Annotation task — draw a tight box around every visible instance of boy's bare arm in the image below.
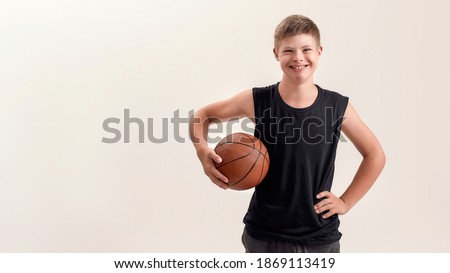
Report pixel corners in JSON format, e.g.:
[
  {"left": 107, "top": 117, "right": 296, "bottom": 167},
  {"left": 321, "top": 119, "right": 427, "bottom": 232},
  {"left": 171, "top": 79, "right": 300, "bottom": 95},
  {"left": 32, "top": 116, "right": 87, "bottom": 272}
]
[
  {"left": 315, "top": 102, "right": 386, "bottom": 218},
  {"left": 338, "top": 102, "right": 386, "bottom": 209},
  {"left": 189, "top": 89, "right": 254, "bottom": 189}
]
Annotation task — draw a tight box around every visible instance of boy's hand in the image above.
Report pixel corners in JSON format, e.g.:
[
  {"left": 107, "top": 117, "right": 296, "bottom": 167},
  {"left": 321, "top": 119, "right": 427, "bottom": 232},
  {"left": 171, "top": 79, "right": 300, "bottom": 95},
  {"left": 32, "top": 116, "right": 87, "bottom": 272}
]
[
  {"left": 196, "top": 147, "right": 229, "bottom": 190},
  {"left": 314, "top": 191, "right": 349, "bottom": 219}
]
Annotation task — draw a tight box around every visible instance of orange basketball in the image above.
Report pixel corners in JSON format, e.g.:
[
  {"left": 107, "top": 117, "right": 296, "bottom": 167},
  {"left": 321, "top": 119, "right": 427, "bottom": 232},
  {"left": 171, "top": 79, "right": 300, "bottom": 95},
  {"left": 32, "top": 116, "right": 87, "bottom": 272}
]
[{"left": 214, "top": 133, "right": 270, "bottom": 190}]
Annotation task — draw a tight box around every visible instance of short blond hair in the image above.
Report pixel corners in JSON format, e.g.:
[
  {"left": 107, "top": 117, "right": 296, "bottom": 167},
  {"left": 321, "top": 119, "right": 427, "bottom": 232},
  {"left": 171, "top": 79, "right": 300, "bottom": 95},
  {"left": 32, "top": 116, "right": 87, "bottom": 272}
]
[{"left": 274, "top": 15, "right": 321, "bottom": 49}]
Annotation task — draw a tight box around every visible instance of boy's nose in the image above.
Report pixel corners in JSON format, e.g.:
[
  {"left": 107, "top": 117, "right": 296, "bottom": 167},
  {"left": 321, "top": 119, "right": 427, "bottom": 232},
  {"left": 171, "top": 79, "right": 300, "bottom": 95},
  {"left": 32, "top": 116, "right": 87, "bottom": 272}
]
[{"left": 293, "top": 53, "right": 304, "bottom": 62}]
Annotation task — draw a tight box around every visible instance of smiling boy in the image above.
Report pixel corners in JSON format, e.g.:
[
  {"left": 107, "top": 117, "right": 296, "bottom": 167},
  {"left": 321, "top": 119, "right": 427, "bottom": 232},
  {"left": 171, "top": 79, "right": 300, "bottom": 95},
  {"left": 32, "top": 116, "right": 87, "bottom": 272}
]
[{"left": 189, "top": 15, "right": 385, "bottom": 253}]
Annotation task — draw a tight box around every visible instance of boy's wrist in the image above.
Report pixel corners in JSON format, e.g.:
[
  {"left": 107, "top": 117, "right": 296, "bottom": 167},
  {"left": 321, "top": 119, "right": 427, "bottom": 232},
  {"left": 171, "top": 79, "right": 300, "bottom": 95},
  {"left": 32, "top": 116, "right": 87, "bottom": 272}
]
[
  {"left": 195, "top": 144, "right": 210, "bottom": 156},
  {"left": 339, "top": 196, "right": 350, "bottom": 211},
  {"left": 339, "top": 196, "right": 355, "bottom": 212}
]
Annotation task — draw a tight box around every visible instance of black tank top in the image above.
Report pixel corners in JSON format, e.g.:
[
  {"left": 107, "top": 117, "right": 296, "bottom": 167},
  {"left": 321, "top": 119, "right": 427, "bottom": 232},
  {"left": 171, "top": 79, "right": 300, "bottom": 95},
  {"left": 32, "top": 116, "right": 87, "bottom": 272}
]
[{"left": 243, "top": 82, "right": 349, "bottom": 245}]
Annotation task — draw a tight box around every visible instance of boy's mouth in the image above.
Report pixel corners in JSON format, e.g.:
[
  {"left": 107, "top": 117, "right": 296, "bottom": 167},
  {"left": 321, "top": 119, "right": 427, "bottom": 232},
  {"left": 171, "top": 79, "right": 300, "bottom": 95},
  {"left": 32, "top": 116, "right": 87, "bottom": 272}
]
[{"left": 290, "top": 65, "right": 309, "bottom": 71}]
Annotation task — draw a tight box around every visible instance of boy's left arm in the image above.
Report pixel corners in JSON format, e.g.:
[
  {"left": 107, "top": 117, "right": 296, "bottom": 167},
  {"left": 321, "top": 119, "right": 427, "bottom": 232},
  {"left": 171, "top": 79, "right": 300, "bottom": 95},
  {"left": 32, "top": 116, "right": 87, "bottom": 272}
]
[{"left": 314, "top": 102, "right": 386, "bottom": 219}]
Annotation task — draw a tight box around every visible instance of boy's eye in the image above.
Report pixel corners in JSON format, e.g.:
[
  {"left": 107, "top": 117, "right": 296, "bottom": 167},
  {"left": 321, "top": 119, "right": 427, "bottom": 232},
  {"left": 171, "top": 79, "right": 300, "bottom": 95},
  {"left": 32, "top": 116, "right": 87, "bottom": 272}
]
[{"left": 284, "top": 50, "right": 293, "bottom": 53}]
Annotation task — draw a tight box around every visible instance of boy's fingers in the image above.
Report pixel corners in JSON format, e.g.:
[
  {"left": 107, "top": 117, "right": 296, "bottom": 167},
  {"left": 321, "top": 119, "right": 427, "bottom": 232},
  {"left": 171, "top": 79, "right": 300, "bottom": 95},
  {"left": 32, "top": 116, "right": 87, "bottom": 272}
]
[
  {"left": 215, "top": 180, "right": 229, "bottom": 190},
  {"left": 315, "top": 203, "right": 331, "bottom": 214},
  {"left": 323, "top": 208, "right": 338, "bottom": 219},
  {"left": 211, "top": 169, "right": 228, "bottom": 183},
  {"left": 316, "top": 191, "right": 331, "bottom": 199},
  {"left": 207, "top": 174, "right": 229, "bottom": 189},
  {"left": 210, "top": 152, "right": 222, "bottom": 163},
  {"left": 317, "top": 203, "right": 336, "bottom": 214},
  {"left": 315, "top": 198, "right": 332, "bottom": 209},
  {"left": 206, "top": 167, "right": 229, "bottom": 185}
]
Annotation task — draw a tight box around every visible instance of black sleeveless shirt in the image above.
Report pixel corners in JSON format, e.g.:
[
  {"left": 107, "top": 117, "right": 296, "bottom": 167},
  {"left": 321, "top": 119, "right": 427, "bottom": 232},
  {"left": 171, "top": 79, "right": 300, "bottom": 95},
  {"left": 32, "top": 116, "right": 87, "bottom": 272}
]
[{"left": 243, "top": 82, "right": 349, "bottom": 245}]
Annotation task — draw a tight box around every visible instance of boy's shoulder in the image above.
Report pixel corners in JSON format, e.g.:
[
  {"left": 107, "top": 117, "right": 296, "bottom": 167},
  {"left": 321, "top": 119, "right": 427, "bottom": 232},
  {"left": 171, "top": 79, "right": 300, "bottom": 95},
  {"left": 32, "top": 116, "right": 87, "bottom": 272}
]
[
  {"left": 317, "top": 85, "right": 349, "bottom": 108},
  {"left": 252, "top": 83, "right": 278, "bottom": 101},
  {"left": 252, "top": 82, "right": 278, "bottom": 92},
  {"left": 318, "top": 85, "right": 347, "bottom": 99}
]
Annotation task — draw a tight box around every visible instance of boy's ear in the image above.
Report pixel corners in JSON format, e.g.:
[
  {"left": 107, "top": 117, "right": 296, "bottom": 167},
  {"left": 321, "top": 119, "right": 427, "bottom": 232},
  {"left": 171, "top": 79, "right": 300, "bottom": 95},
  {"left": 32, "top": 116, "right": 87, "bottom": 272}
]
[
  {"left": 273, "top": 48, "right": 279, "bottom": 61},
  {"left": 318, "top": 46, "right": 323, "bottom": 56}
]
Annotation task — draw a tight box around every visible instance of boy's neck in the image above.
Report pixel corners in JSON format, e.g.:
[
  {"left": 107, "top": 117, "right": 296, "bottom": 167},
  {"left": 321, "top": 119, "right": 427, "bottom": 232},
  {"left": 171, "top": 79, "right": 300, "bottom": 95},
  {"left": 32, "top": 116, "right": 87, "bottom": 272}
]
[
  {"left": 278, "top": 77, "right": 318, "bottom": 109},
  {"left": 279, "top": 78, "right": 316, "bottom": 97}
]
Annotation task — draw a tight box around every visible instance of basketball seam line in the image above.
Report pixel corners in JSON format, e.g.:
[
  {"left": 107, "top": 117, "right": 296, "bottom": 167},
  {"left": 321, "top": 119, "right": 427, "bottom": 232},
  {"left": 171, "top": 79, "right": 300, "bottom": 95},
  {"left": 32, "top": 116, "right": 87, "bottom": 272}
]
[
  {"left": 256, "top": 140, "right": 267, "bottom": 185},
  {"left": 215, "top": 149, "right": 254, "bottom": 169},
  {"left": 218, "top": 142, "right": 268, "bottom": 158},
  {"left": 228, "top": 137, "right": 261, "bottom": 187},
  {"left": 216, "top": 141, "right": 254, "bottom": 149}
]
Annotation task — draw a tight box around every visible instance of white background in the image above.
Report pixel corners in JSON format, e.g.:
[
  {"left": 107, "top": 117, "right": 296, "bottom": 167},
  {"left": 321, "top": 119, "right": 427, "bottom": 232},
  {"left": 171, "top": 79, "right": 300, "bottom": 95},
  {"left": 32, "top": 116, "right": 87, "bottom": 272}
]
[{"left": 1, "top": 0, "right": 449, "bottom": 252}]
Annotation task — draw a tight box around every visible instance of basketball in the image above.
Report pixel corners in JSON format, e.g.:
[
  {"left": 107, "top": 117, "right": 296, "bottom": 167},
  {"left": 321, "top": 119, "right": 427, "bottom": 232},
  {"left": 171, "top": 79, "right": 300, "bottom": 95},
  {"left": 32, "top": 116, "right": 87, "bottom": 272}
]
[{"left": 214, "top": 133, "right": 270, "bottom": 190}]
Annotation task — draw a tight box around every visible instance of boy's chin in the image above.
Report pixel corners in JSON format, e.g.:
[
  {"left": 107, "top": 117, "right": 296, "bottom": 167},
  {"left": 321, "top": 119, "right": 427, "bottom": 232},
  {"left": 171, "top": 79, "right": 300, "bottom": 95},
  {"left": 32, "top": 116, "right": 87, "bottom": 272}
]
[{"left": 284, "top": 73, "right": 313, "bottom": 81}]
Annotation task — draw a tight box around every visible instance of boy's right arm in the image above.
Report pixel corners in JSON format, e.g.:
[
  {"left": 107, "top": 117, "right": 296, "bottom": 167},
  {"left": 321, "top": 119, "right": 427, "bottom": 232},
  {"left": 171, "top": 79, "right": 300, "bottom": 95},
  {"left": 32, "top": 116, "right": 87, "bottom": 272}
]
[{"left": 189, "top": 89, "right": 255, "bottom": 189}]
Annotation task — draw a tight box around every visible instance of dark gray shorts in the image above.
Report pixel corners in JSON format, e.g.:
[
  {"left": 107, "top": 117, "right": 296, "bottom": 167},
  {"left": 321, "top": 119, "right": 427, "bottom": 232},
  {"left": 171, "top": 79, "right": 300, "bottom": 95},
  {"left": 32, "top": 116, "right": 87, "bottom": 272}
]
[{"left": 242, "top": 228, "right": 340, "bottom": 253}]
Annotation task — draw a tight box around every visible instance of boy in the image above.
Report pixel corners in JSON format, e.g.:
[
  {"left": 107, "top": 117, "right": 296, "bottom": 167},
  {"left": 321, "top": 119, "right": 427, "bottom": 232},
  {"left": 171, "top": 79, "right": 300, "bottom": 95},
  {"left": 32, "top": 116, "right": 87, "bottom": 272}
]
[{"left": 189, "top": 15, "right": 385, "bottom": 253}]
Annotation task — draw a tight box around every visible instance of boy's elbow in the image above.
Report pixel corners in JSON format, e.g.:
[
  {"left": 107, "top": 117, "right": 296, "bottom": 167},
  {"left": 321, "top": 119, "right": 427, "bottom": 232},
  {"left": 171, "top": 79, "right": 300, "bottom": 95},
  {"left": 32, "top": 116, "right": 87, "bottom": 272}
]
[
  {"left": 371, "top": 146, "right": 386, "bottom": 171},
  {"left": 363, "top": 144, "right": 386, "bottom": 170},
  {"left": 379, "top": 148, "right": 386, "bottom": 169}
]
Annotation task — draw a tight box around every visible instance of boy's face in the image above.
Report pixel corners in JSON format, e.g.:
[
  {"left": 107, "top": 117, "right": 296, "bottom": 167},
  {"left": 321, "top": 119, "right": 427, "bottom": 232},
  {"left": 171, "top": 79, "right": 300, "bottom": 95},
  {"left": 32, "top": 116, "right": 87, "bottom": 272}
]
[{"left": 273, "top": 34, "right": 322, "bottom": 83}]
